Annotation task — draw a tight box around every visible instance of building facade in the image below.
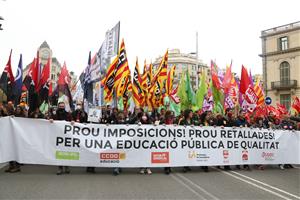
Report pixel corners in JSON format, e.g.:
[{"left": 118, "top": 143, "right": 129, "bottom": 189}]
[
  {"left": 260, "top": 21, "right": 300, "bottom": 110},
  {"left": 153, "top": 49, "right": 210, "bottom": 90},
  {"left": 24, "top": 41, "right": 77, "bottom": 90}
]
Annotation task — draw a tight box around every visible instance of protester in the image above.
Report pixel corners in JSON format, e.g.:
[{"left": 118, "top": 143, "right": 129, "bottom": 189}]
[
  {"left": 235, "top": 110, "right": 250, "bottom": 170},
  {"left": 4, "top": 104, "right": 23, "bottom": 173},
  {"left": 50, "top": 101, "right": 72, "bottom": 175},
  {"left": 162, "top": 110, "right": 174, "bottom": 175},
  {"left": 138, "top": 111, "right": 152, "bottom": 175},
  {"left": 179, "top": 109, "right": 195, "bottom": 172},
  {"left": 112, "top": 111, "right": 126, "bottom": 176}
]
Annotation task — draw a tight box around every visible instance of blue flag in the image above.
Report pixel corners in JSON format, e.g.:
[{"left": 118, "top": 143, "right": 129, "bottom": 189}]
[
  {"left": 83, "top": 51, "right": 93, "bottom": 105},
  {"left": 14, "top": 54, "right": 23, "bottom": 103}
]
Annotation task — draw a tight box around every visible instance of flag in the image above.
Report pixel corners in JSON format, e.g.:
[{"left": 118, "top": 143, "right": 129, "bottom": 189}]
[
  {"left": 23, "top": 58, "right": 36, "bottom": 92},
  {"left": 141, "top": 60, "right": 148, "bottom": 91},
  {"left": 166, "top": 65, "right": 176, "bottom": 95},
  {"left": 101, "top": 57, "right": 118, "bottom": 102},
  {"left": 23, "top": 57, "right": 39, "bottom": 113},
  {"left": 114, "top": 39, "right": 130, "bottom": 95},
  {"left": 276, "top": 103, "right": 288, "bottom": 115},
  {"left": 254, "top": 77, "right": 265, "bottom": 106},
  {"left": 83, "top": 51, "right": 93, "bottom": 104},
  {"left": 224, "top": 75, "right": 239, "bottom": 110},
  {"left": 185, "top": 69, "right": 195, "bottom": 106},
  {"left": 0, "top": 50, "right": 15, "bottom": 102},
  {"left": 152, "top": 50, "right": 168, "bottom": 87},
  {"left": 177, "top": 69, "right": 195, "bottom": 110},
  {"left": 210, "top": 61, "right": 224, "bottom": 113},
  {"left": 33, "top": 51, "right": 40, "bottom": 92},
  {"left": 38, "top": 57, "right": 51, "bottom": 103},
  {"left": 54, "top": 62, "right": 73, "bottom": 111},
  {"left": 223, "top": 62, "right": 232, "bottom": 93},
  {"left": 132, "top": 58, "right": 144, "bottom": 108},
  {"left": 211, "top": 60, "right": 221, "bottom": 90},
  {"left": 122, "top": 74, "right": 132, "bottom": 110},
  {"left": 13, "top": 54, "right": 23, "bottom": 104},
  {"left": 193, "top": 70, "right": 207, "bottom": 111},
  {"left": 240, "top": 65, "right": 251, "bottom": 94},
  {"left": 291, "top": 97, "right": 300, "bottom": 113},
  {"left": 116, "top": 64, "right": 130, "bottom": 98},
  {"left": 240, "top": 65, "right": 258, "bottom": 113}
]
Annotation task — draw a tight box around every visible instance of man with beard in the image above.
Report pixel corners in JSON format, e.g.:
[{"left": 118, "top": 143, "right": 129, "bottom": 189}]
[{"left": 50, "top": 101, "right": 72, "bottom": 175}]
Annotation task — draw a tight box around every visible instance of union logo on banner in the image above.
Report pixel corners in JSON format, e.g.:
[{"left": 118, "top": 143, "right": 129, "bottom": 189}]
[
  {"left": 245, "top": 87, "right": 258, "bottom": 104},
  {"left": 243, "top": 87, "right": 258, "bottom": 113}
]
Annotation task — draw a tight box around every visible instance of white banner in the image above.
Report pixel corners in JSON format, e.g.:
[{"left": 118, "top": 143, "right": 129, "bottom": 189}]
[
  {"left": 90, "top": 22, "right": 120, "bottom": 82},
  {"left": 0, "top": 117, "right": 299, "bottom": 168}
]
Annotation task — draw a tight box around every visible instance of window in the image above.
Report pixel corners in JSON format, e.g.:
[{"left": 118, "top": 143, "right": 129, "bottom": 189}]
[
  {"left": 280, "top": 61, "right": 290, "bottom": 84},
  {"left": 279, "top": 37, "right": 288, "bottom": 51},
  {"left": 280, "top": 94, "right": 291, "bottom": 110}
]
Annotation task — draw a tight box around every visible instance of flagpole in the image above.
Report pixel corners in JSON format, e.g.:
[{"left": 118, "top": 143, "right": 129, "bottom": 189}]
[
  {"left": 195, "top": 31, "right": 199, "bottom": 89},
  {"left": 113, "top": 21, "right": 121, "bottom": 109}
]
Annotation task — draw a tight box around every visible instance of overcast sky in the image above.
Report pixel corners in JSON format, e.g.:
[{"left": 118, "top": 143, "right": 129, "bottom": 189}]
[{"left": 0, "top": 0, "right": 299, "bottom": 77}]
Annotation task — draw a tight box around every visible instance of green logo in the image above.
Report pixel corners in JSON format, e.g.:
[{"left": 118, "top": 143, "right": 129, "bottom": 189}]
[{"left": 56, "top": 151, "right": 79, "bottom": 160}]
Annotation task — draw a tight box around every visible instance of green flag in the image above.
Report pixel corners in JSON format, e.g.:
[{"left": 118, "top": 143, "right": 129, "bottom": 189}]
[
  {"left": 185, "top": 69, "right": 195, "bottom": 106},
  {"left": 177, "top": 70, "right": 187, "bottom": 110},
  {"left": 193, "top": 71, "right": 207, "bottom": 111},
  {"left": 211, "top": 81, "right": 224, "bottom": 114}
]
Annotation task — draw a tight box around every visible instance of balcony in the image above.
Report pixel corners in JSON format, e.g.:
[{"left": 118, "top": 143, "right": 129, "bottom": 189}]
[{"left": 271, "top": 80, "right": 297, "bottom": 90}]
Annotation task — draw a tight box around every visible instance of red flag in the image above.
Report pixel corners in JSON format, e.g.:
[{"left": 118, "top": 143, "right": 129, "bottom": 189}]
[
  {"left": 5, "top": 50, "right": 15, "bottom": 83},
  {"left": 210, "top": 61, "right": 221, "bottom": 89},
  {"left": 223, "top": 63, "right": 232, "bottom": 92},
  {"left": 0, "top": 50, "right": 15, "bottom": 101},
  {"left": 266, "top": 105, "right": 280, "bottom": 118},
  {"left": 38, "top": 58, "right": 50, "bottom": 90},
  {"left": 58, "top": 62, "right": 71, "bottom": 86},
  {"left": 33, "top": 51, "right": 40, "bottom": 91},
  {"left": 292, "top": 97, "right": 300, "bottom": 113},
  {"left": 38, "top": 58, "right": 51, "bottom": 102},
  {"left": 240, "top": 65, "right": 250, "bottom": 94},
  {"left": 48, "top": 80, "right": 53, "bottom": 96},
  {"left": 254, "top": 105, "right": 267, "bottom": 118},
  {"left": 276, "top": 103, "right": 288, "bottom": 115}
]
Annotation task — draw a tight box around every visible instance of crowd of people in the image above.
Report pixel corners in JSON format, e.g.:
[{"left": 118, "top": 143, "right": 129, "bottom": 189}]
[{"left": 1, "top": 100, "right": 299, "bottom": 175}]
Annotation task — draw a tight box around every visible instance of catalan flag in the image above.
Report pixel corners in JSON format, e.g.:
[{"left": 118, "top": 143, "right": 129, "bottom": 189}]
[
  {"left": 122, "top": 74, "right": 132, "bottom": 110},
  {"left": 132, "top": 58, "right": 144, "bottom": 108},
  {"left": 166, "top": 65, "right": 176, "bottom": 95},
  {"left": 101, "top": 57, "right": 118, "bottom": 102},
  {"left": 114, "top": 39, "right": 130, "bottom": 96},
  {"left": 254, "top": 77, "right": 265, "bottom": 106},
  {"left": 151, "top": 50, "right": 168, "bottom": 87}
]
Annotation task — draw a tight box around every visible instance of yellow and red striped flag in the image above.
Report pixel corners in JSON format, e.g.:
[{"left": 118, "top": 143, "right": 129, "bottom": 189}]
[
  {"left": 151, "top": 50, "right": 168, "bottom": 87},
  {"left": 114, "top": 39, "right": 130, "bottom": 96},
  {"left": 132, "top": 58, "right": 145, "bottom": 108},
  {"left": 101, "top": 57, "right": 118, "bottom": 102},
  {"left": 166, "top": 65, "right": 176, "bottom": 95},
  {"left": 254, "top": 77, "right": 265, "bottom": 106}
]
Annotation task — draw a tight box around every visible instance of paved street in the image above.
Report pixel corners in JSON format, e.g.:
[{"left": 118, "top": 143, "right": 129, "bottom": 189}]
[{"left": 0, "top": 164, "right": 299, "bottom": 200}]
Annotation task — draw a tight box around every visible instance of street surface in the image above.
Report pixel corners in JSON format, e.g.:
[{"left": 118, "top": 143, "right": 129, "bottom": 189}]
[{"left": 0, "top": 164, "right": 299, "bottom": 200}]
